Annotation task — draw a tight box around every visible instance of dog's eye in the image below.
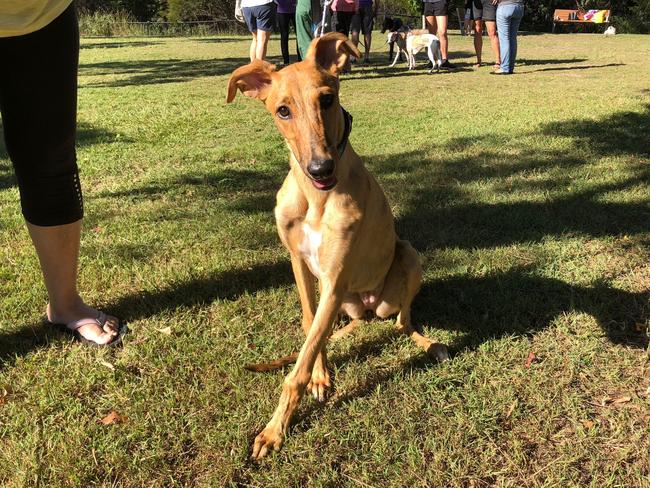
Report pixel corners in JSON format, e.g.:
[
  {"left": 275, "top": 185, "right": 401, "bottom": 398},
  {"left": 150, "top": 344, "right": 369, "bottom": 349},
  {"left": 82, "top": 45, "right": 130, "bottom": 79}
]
[
  {"left": 320, "top": 94, "right": 334, "bottom": 110},
  {"left": 277, "top": 106, "right": 291, "bottom": 119}
]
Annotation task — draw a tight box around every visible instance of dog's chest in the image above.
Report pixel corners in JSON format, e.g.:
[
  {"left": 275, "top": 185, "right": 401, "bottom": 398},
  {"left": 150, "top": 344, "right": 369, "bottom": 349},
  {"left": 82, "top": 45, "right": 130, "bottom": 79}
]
[{"left": 298, "top": 223, "right": 322, "bottom": 278}]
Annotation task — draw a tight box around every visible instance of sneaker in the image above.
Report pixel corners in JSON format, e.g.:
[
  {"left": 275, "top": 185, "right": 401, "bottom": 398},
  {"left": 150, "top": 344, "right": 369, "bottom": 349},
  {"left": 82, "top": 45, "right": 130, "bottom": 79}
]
[{"left": 439, "top": 59, "right": 457, "bottom": 70}]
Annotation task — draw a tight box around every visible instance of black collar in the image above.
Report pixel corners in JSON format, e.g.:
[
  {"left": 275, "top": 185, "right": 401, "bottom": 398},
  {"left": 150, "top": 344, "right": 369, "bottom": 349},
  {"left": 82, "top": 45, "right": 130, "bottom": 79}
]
[{"left": 336, "top": 106, "right": 353, "bottom": 158}]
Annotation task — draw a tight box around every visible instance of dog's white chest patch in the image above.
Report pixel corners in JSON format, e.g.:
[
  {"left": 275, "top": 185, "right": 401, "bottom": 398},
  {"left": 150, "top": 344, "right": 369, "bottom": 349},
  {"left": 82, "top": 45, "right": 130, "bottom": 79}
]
[{"left": 299, "top": 223, "right": 322, "bottom": 278}]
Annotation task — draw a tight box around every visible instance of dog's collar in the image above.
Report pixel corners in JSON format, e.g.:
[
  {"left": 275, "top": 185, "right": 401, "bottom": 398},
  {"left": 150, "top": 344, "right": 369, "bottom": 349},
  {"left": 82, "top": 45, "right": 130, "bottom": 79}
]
[{"left": 336, "top": 106, "right": 352, "bottom": 158}]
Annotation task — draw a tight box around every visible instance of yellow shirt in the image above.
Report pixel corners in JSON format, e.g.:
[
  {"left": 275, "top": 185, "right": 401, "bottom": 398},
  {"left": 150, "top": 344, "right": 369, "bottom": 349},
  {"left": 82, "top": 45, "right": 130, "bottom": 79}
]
[{"left": 0, "top": 0, "right": 73, "bottom": 37}]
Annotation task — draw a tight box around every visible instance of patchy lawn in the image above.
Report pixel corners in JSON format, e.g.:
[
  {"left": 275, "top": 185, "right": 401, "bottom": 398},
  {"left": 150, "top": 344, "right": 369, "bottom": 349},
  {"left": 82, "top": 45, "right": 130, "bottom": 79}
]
[{"left": 0, "top": 32, "right": 648, "bottom": 487}]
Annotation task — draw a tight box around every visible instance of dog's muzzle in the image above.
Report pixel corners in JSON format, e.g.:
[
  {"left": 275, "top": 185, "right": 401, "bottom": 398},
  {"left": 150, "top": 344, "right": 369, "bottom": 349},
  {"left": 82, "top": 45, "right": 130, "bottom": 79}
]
[{"left": 307, "top": 158, "right": 337, "bottom": 190}]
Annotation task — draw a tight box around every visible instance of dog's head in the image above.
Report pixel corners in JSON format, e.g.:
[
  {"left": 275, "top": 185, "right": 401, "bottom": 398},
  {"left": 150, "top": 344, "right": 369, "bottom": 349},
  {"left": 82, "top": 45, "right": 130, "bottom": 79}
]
[
  {"left": 380, "top": 17, "right": 393, "bottom": 33},
  {"left": 227, "top": 33, "right": 360, "bottom": 191},
  {"left": 381, "top": 17, "right": 403, "bottom": 33}
]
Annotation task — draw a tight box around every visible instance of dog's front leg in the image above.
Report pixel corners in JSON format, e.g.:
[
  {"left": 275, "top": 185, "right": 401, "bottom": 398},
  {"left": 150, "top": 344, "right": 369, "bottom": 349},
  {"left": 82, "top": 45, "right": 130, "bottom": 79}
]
[
  {"left": 289, "top": 253, "right": 330, "bottom": 401},
  {"left": 389, "top": 48, "right": 401, "bottom": 67},
  {"left": 252, "top": 285, "right": 342, "bottom": 459}
]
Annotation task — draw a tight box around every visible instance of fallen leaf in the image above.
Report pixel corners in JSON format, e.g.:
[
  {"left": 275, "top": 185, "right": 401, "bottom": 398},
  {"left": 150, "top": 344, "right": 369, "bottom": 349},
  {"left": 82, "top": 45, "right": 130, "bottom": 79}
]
[
  {"left": 157, "top": 326, "right": 172, "bottom": 335},
  {"left": 0, "top": 386, "right": 12, "bottom": 406},
  {"left": 100, "top": 411, "right": 126, "bottom": 425},
  {"left": 582, "top": 420, "right": 594, "bottom": 429},
  {"left": 525, "top": 352, "right": 536, "bottom": 368},
  {"left": 612, "top": 395, "right": 632, "bottom": 405},
  {"left": 505, "top": 400, "right": 518, "bottom": 418},
  {"left": 99, "top": 360, "right": 115, "bottom": 371}
]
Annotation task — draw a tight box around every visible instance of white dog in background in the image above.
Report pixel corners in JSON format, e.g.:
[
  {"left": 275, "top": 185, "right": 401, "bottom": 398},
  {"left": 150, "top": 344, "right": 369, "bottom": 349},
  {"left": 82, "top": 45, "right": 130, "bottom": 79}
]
[
  {"left": 388, "top": 31, "right": 442, "bottom": 73},
  {"left": 604, "top": 25, "right": 616, "bottom": 36}
]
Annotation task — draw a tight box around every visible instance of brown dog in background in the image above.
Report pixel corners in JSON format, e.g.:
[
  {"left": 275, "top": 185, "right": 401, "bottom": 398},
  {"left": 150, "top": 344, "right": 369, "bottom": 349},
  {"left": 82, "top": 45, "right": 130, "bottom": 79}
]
[{"left": 226, "top": 32, "right": 449, "bottom": 459}]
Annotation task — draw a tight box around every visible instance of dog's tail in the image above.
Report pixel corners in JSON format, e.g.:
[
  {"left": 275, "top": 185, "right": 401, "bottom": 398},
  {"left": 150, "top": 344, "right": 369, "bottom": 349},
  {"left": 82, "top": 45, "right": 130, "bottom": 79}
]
[
  {"left": 244, "top": 352, "right": 299, "bottom": 372},
  {"left": 244, "top": 319, "right": 364, "bottom": 372}
]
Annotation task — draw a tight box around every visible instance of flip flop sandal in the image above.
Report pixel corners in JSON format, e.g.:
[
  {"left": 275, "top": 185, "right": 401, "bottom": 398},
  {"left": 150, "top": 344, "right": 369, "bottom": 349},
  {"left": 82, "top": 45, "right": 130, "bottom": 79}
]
[{"left": 44, "top": 311, "right": 128, "bottom": 347}]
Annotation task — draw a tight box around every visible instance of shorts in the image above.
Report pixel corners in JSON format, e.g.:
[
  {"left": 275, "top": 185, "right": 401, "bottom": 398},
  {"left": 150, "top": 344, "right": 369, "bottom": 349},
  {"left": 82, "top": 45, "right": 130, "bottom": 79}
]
[
  {"left": 465, "top": 0, "right": 484, "bottom": 20},
  {"left": 423, "top": 0, "right": 448, "bottom": 17},
  {"left": 351, "top": 5, "right": 373, "bottom": 35},
  {"left": 242, "top": 2, "right": 276, "bottom": 33},
  {"left": 481, "top": 0, "right": 497, "bottom": 21}
]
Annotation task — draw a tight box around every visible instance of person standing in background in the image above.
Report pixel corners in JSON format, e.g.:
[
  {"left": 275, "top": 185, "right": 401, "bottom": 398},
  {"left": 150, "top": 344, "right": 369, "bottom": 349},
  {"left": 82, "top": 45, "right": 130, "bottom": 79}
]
[
  {"left": 331, "top": 0, "right": 357, "bottom": 39},
  {"left": 350, "top": 0, "right": 375, "bottom": 63},
  {"left": 295, "top": 0, "right": 321, "bottom": 59},
  {"left": 467, "top": 0, "right": 483, "bottom": 66},
  {"left": 482, "top": 0, "right": 501, "bottom": 70},
  {"left": 241, "top": 0, "right": 276, "bottom": 61},
  {"left": 493, "top": 0, "right": 523, "bottom": 74},
  {"left": 276, "top": 0, "right": 301, "bottom": 66},
  {"left": 422, "top": 0, "right": 456, "bottom": 69}
]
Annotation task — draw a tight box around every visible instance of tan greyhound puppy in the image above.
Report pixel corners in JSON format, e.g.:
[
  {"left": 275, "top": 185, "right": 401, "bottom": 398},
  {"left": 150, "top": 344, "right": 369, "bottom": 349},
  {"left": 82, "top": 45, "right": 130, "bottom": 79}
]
[{"left": 227, "top": 32, "right": 449, "bottom": 460}]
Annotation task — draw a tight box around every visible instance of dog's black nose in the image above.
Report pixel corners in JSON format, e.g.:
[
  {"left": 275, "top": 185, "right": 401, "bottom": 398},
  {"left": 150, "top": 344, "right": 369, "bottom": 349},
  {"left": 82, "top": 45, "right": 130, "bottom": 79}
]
[{"left": 307, "top": 159, "right": 335, "bottom": 179}]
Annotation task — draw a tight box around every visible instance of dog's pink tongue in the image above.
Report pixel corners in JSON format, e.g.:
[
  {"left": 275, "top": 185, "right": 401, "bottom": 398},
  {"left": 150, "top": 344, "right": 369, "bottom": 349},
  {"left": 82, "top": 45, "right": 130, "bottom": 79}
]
[{"left": 312, "top": 176, "right": 336, "bottom": 190}]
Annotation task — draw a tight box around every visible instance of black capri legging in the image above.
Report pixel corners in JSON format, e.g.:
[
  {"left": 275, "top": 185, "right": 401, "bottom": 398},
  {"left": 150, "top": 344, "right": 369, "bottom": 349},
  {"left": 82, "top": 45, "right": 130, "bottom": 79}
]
[{"left": 0, "top": 4, "right": 83, "bottom": 226}]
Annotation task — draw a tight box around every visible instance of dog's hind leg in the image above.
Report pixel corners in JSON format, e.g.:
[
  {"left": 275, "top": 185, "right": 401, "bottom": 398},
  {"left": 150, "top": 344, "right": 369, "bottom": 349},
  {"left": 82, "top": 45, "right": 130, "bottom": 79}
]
[
  {"left": 375, "top": 240, "right": 449, "bottom": 362},
  {"left": 427, "top": 44, "right": 435, "bottom": 73}
]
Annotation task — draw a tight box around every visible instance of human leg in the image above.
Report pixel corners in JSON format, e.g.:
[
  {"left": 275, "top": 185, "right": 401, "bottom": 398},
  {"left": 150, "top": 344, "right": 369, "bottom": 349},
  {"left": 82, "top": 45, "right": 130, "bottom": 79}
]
[
  {"left": 436, "top": 15, "right": 448, "bottom": 60},
  {"left": 0, "top": 5, "right": 119, "bottom": 344},
  {"left": 508, "top": 4, "right": 524, "bottom": 73},
  {"left": 253, "top": 3, "right": 276, "bottom": 60},
  {"left": 278, "top": 12, "right": 291, "bottom": 64},
  {"left": 474, "top": 18, "right": 483, "bottom": 65},
  {"left": 496, "top": 4, "right": 514, "bottom": 73},
  {"left": 485, "top": 20, "right": 500, "bottom": 67}
]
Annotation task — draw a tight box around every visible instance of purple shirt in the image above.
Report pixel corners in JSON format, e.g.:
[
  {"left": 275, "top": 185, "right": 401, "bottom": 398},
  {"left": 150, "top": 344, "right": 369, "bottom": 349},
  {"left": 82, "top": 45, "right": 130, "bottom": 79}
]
[
  {"left": 275, "top": 0, "right": 296, "bottom": 13},
  {"left": 358, "top": 0, "right": 372, "bottom": 7}
]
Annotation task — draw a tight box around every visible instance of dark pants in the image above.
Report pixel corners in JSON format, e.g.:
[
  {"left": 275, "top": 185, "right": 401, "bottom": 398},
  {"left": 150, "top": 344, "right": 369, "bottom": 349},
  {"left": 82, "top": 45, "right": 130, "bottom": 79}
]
[
  {"left": 335, "top": 10, "right": 354, "bottom": 37},
  {"left": 0, "top": 4, "right": 83, "bottom": 226},
  {"left": 277, "top": 12, "right": 301, "bottom": 64}
]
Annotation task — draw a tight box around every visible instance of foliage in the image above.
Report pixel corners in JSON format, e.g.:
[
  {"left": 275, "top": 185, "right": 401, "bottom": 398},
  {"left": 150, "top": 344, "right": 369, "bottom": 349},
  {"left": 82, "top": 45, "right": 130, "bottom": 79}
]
[
  {"left": 166, "top": 0, "right": 230, "bottom": 21},
  {"left": 76, "top": 0, "right": 165, "bottom": 21}
]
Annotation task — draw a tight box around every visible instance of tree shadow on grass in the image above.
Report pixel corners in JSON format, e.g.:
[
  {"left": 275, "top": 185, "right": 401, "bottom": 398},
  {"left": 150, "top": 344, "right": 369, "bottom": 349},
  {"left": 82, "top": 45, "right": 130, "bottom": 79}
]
[
  {"left": 524, "top": 62, "right": 625, "bottom": 73},
  {"left": 516, "top": 57, "right": 588, "bottom": 66},
  {"left": 0, "top": 122, "right": 122, "bottom": 191},
  {"left": 96, "top": 166, "right": 282, "bottom": 216},
  {"left": 80, "top": 57, "right": 250, "bottom": 87},
  {"left": 0, "top": 322, "right": 64, "bottom": 372},
  {"left": 108, "top": 260, "right": 293, "bottom": 323},
  {"left": 81, "top": 41, "right": 163, "bottom": 49}
]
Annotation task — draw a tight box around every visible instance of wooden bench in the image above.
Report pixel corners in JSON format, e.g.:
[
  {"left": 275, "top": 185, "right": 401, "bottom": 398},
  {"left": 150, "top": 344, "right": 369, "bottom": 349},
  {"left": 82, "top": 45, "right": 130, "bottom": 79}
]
[{"left": 552, "top": 9, "right": 611, "bottom": 33}]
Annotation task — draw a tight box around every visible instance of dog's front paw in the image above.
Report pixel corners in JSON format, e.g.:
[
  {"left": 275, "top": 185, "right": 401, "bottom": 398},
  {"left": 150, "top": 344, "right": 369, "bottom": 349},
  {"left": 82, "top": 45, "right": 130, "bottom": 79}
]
[
  {"left": 308, "top": 365, "right": 331, "bottom": 403},
  {"left": 252, "top": 426, "right": 285, "bottom": 460}
]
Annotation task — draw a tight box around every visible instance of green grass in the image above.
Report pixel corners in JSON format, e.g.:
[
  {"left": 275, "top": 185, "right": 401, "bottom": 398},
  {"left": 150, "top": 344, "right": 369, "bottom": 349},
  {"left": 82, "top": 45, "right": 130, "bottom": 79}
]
[{"left": 1, "top": 32, "right": 649, "bottom": 486}]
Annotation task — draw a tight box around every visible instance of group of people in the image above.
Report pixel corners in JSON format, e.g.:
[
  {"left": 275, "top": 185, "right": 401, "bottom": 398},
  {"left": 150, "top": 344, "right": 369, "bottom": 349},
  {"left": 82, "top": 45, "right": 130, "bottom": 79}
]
[
  {"left": 237, "top": 0, "right": 524, "bottom": 74},
  {"left": 463, "top": 0, "right": 524, "bottom": 74},
  {"left": 236, "top": 0, "right": 377, "bottom": 66}
]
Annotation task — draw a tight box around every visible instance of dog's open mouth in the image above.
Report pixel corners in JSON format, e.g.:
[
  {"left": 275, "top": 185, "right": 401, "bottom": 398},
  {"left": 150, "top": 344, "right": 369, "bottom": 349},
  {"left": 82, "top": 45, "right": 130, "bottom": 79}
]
[{"left": 311, "top": 176, "right": 337, "bottom": 191}]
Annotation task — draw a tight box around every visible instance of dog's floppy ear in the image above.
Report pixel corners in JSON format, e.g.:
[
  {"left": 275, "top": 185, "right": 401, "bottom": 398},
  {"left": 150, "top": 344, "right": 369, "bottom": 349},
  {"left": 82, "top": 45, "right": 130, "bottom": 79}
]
[
  {"left": 226, "top": 60, "right": 276, "bottom": 103},
  {"left": 306, "top": 32, "right": 361, "bottom": 76}
]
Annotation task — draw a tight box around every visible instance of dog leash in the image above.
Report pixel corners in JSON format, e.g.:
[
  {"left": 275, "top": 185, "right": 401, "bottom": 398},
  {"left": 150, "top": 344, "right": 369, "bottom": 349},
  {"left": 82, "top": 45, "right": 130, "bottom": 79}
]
[{"left": 337, "top": 106, "right": 352, "bottom": 158}]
